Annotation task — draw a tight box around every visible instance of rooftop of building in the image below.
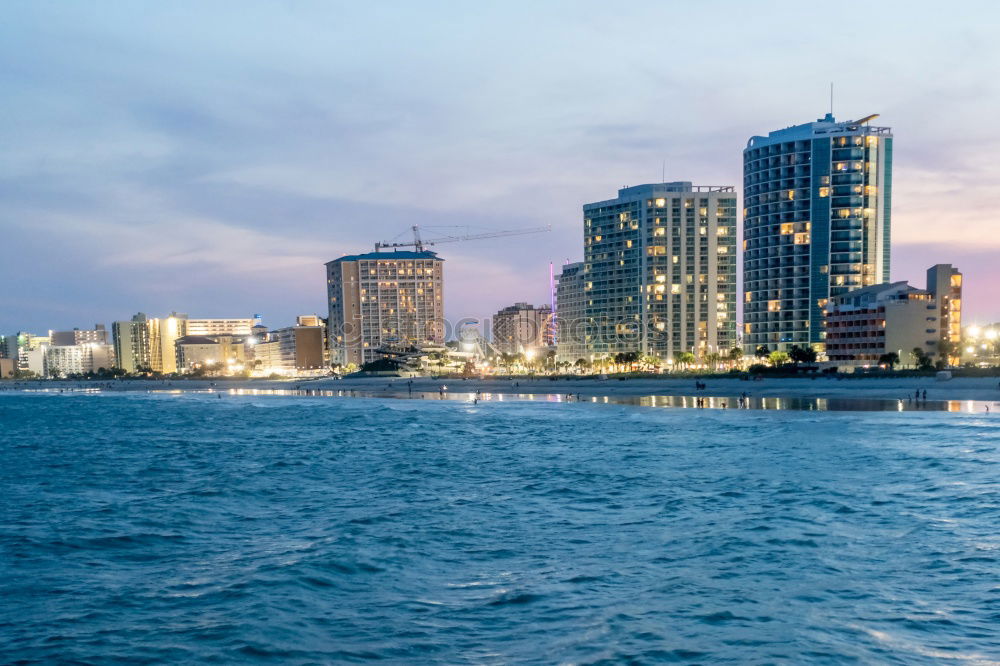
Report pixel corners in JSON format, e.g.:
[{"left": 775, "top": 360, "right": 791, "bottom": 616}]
[
  {"left": 830, "top": 281, "right": 932, "bottom": 308},
  {"left": 327, "top": 250, "right": 442, "bottom": 264},
  {"left": 497, "top": 302, "right": 551, "bottom": 313},
  {"left": 585, "top": 182, "right": 736, "bottom": 209},
  {"left": 175, "top": 335, "right": 220, "bottom": 345},
  {"left": 747, "top": 113, "right": 892, "bottom": 150}
]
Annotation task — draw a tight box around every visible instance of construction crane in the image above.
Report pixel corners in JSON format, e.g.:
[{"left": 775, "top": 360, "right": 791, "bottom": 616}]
[{"left": 375, "top": 224, "right": 550, "bottom": 252}]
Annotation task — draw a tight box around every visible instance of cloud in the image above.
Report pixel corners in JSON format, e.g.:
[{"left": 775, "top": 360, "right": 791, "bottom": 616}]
[{"left": 1, "top": 1, "right": 999, "bottom": 332}]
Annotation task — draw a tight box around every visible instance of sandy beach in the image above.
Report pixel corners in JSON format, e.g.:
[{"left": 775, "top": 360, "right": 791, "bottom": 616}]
[{"left": 6, "top": 374, "right": 1000, "bottom": 403}]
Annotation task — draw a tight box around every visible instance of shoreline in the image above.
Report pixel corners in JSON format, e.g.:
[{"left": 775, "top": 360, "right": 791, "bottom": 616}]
[{"left": 5, "top": 375, "right": 1000, "bottom": 412}]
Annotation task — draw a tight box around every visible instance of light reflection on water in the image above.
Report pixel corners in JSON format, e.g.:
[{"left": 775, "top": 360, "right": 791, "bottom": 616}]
[{"left": 11, "top": 386, "right": 994, "bottom": 412}]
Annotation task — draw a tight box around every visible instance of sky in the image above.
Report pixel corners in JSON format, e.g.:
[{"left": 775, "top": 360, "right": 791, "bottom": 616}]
[{"left": 2, "top": 0, "right": 999, "bottom": 334}]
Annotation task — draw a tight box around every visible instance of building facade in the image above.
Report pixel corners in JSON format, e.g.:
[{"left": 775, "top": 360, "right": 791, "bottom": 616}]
[
  {"left": 186, "top": 318, "right": 255, "bottom": 337},
  {"left": 326, "top": 250, "right": 444, "bottom": 366},
  {"left": 175, "top": 335, "right": 248, "bottom": 373},
  {"left": 743, "top": 113, "right": 893, "bottom": 353},
  {"left": 254, "top": 324, "right": 326, "bottom": 375},
  {"left": 926, "top": 264, "right": 962, "bottom": 357},
  {"left": 492, "top": 302, "right": 553, "bottom": 356},
  {"left": 50, "top": 325, "right": 109, "bottom": 347},
  {"left": 148, "top": 313, "right": 188, "bottom": 374},
  {"left": 45, "top": 344, "right": 115, "bottom": 376},
  {"left": 555, "top": 261, "right": 587, "bottom": 363},
  {"left": 825, "top": 264, "right": 961, "bottom": 366},
  {"left": 582, "top": 182, "right": 738, "bottom": 361},
  {"left": 112, "top": 313, "right": 152, "bottom": 374}
]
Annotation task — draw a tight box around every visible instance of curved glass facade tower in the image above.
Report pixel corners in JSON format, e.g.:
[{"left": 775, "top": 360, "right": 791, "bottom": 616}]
[{"left": 742, "top": 113, "right": 892, "bottom": 353}]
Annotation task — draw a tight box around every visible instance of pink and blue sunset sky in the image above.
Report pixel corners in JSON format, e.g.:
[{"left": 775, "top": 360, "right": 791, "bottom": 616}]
[{"left": 2, "top": 1, "right": 998, "bottom": 332}]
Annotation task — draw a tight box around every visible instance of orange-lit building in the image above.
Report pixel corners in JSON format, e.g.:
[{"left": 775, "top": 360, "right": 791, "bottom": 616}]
[{"left": 825, "top": 264, "right": 962, "bottom": 367}]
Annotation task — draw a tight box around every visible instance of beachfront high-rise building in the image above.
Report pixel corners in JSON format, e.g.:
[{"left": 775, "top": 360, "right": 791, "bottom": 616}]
[
  {"left": 492, "top": 302, "right": 553, "bottom": 356},
  {"left": 112, "top": 313, "right": 152, "bottom": 374},
  {"left": 582, "top": 182, "right": 738, "bottom": 361},
  {"left": 49, "top": 325, "right": 109, "bottom": 347},
  {"left": 186, "top": 318, "right": 255, "bottom": 337},
  {"left": 326, "top": 250, "right": 444, "bottom": 367},
  {"left": 743, "top": 113, "right": 893, "bottom": 354},
  {"left": 555, "top": 262, "right": 587, "bottom": 363},
  {"left": 148, "top": 312, "right": 188, "bottom": 374}
]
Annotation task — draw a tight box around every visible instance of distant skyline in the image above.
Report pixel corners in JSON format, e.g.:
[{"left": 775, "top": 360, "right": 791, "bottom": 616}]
[{"left": 3, "top": 1, "right": 999, "bottom": 333}]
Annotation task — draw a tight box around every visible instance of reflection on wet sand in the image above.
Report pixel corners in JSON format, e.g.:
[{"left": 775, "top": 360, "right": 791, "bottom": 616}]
[{"left": 10, "top": 385, "right": 992, "bottom": 413}]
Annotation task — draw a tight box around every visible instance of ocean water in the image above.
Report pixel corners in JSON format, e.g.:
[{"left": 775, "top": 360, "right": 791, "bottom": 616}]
[{"left": 1, "top": 392, "right": 999, "bottom": 664}]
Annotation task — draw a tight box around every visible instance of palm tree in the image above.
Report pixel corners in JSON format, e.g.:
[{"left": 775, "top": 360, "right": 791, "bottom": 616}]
[
  {"left": 705, "top": 352, "right": 722, "bottom": 371},
  {"left": 878, "top": 351, "right": 900, "bottom": 369},
  {"left": 788, "top": 345, "right": 817, "bottom": 365},
  {"left": 768, "top": 350, "right": 790, "bottom": 366},
  {"left": 641, "top": 354, "right": 661, "bottom": 372},
  {"left": 754, "top": 345, "right": 770, "bottom": 360},
  {"left": 727, "top": 346, "right": 744, "bottom": 368},
  {"left": 676, "top": 351, "right": 696, "bottom": 369}
]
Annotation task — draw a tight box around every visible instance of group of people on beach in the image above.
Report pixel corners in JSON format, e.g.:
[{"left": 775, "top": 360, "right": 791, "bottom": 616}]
[{"left": 694, "top": 391, "right": 751, "bottom": 409}]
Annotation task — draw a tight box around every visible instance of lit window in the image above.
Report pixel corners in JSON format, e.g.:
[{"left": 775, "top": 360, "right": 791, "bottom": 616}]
[
  {"left": 655, "top": 198, "right": 666, "bottom": 207},
  {"left": 768, "top": 300, "right": 781, "bottom": 312},
  {"left": 818, "top": 187, "right": 829, "bottom": 197}
]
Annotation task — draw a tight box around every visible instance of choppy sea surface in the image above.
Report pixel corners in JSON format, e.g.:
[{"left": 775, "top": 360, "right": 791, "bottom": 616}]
[{"left": 2, "top": 392, "right": 999, "bottom": 664}]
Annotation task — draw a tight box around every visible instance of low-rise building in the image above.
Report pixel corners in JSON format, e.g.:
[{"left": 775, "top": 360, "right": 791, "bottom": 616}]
[
  {"left": 175, "top": 335, "right": 248, "bottom": 373},
  {"left": 254, "top": 323, "right": 326, "bottom": 376},
  {"left": 0, "top": 357, "right": 15, "bottom": 378},
  {"left": 825, "top": 264, "right": 962, "bottom": 367}
]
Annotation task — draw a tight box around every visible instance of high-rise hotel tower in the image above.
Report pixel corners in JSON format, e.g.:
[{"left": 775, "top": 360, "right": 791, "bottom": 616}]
[
  {"left": 326, "top": 250, "right": 444, "bottom": 367},
  {"left": 583, "top": 182, "right": 738, "bottom": 360},
  {"left": 743, "top": 113, "right": 892, "bottom": 353}
]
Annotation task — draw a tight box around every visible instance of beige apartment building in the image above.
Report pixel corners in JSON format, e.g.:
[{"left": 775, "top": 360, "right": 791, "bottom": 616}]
[
  {"left": 254, "top": 323, "right": 325, "bottom": 375},
  {"left": 326, "top": 250, "right": 444, "bottom": 366},
  {"left": 825, "top": 264, "right": 962, "bottom": 366},
  {"left": 492, "top": 302, "right": 553, "bottom": 356}
]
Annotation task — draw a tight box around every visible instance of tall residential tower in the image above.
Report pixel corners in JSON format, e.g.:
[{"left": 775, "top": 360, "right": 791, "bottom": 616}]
[
  {"left": 326, "top": 250, "right": 444, "bottom": 367},
  {"left": 743, "top": 113, "right": 892, "bottom": 353},
  {"left": 583, "top": 182, "right": 738, "bottom": 361}
]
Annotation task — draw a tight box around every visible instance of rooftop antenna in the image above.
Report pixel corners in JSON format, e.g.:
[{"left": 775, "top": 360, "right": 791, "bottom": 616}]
[
  {"left": 829, "top": 82, "right": 834, "bottom": 117},
  {"left": 661, "top": 159, "right": 665, "bottom": 183}
]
